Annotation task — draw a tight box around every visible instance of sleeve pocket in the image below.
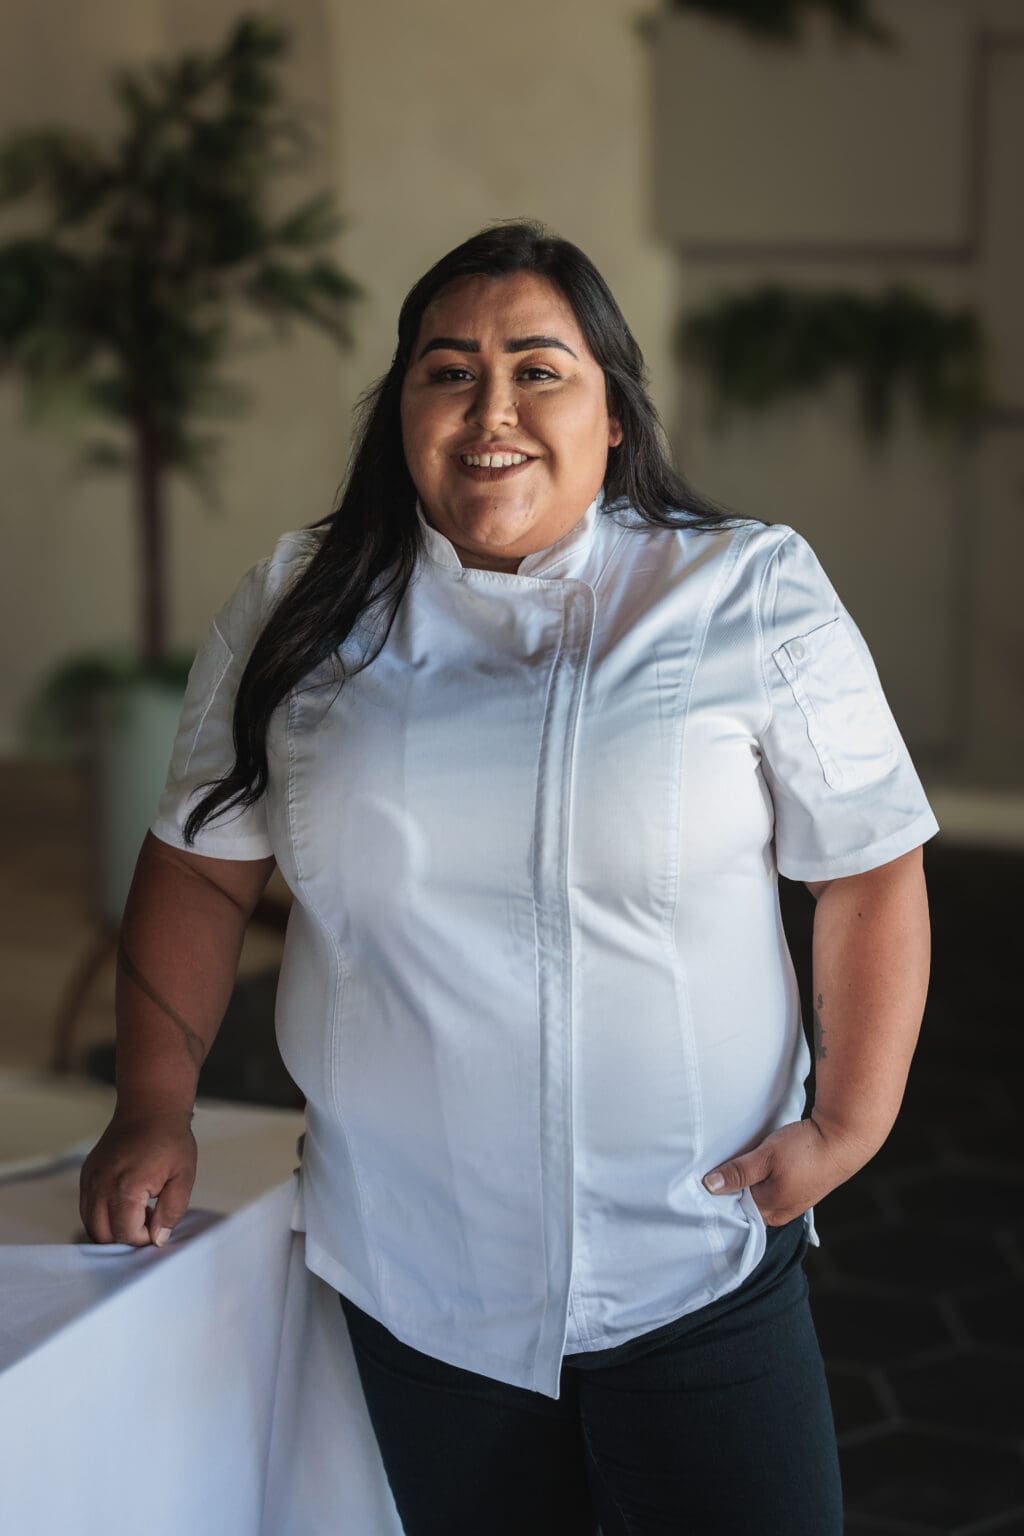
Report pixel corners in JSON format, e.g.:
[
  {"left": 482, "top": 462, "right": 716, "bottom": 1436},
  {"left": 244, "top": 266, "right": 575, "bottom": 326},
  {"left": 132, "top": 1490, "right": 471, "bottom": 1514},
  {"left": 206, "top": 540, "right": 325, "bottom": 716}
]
[
  {"left": 169, "top": 624, "right": 234, "bottom": 782},
  {"left": 771, "top": 615, "right": 900, "bottom": 791}
]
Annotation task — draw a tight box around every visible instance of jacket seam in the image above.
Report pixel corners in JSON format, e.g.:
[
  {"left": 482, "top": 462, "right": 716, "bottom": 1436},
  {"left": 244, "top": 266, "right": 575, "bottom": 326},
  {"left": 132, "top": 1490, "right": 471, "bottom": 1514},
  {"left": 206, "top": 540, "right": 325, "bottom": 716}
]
[
  {"left": 670, "top": 521, "right": 761, "bottom": 1278},
  {"left": 754, "top": 528, "right": 797, "bottom": 742},
  {"left": 553, "top": 585, "right": 598, "bottom": 1355},
  {"left": 284, "top": 688, "right": 378, "bottom": 1304},
  {"left": 179, "top": 620, "right": 233, "bottom": 780},
  {"left": 529, "top": 593, "right": 575, "bottom": 1377}
]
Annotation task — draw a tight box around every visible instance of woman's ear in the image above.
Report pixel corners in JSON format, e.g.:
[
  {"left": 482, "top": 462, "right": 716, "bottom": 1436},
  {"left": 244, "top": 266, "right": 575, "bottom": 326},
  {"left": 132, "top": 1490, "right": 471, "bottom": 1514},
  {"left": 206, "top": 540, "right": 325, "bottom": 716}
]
[{"left": 609, "top": 416, "right": 623, "bottom": 449}]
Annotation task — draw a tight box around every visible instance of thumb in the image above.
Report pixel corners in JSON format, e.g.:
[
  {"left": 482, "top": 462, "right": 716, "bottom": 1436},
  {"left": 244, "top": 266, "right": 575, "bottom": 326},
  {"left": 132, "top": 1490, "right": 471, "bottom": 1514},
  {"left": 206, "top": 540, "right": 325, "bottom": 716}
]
[
  {"left": 147, "top": 1172, "right": 193, "bottom": 1247},
  {"left": 703, "top": 1145, "right": 772, "bottom": 1195}
]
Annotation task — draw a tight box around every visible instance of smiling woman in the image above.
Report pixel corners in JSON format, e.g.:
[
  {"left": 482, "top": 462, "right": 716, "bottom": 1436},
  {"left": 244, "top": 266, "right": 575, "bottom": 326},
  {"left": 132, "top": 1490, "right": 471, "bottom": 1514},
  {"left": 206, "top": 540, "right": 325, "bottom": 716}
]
[{"left": 84, "top": 219, "right": 938, "bottom": 1536}]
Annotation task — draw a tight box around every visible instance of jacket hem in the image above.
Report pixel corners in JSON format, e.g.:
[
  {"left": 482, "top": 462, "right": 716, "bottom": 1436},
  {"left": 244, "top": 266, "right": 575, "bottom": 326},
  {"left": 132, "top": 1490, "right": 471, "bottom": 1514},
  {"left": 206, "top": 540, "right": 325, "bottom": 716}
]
[
  {"left": 776, "top": 806, "right": 939, "bottom": 883},
  {"left": 148, "top": 818, "right": 275, "bottom": 860},
  {"left": 301, "top": 1234, "right": 562, "bottom": 1398}
]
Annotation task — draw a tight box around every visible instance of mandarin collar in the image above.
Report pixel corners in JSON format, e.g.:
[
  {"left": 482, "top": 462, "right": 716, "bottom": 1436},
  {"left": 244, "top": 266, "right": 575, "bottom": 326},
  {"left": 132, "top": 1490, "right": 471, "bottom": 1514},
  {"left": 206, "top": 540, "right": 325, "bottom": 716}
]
[{"left": 414, "top": 490, "right": 605, "bottom": 581}]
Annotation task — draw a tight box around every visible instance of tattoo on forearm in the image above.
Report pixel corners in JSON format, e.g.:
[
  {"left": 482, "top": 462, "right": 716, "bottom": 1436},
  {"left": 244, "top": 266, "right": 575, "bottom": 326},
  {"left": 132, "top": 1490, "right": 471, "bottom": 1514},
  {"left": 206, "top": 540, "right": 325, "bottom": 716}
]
[
  {"left": 813, "top": 992, "right": 828, "bottom": 1061},
  {"left": 117, "top": 932, "right": 207, "bottom": 1069}
]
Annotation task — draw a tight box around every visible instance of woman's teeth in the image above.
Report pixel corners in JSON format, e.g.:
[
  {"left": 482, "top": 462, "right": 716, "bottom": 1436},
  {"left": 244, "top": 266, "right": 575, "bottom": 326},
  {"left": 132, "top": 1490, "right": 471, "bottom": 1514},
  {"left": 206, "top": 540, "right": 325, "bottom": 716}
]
[{"left": 460, "top": 452, "right": 529, "bottom": 468}]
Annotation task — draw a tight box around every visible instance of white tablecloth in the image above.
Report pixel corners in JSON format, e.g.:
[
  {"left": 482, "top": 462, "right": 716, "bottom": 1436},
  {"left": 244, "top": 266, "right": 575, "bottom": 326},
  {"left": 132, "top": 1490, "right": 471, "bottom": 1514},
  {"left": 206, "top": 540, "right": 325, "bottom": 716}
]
[{"left": 0, "top": 1074, "right": 403, "bottom": 1535}]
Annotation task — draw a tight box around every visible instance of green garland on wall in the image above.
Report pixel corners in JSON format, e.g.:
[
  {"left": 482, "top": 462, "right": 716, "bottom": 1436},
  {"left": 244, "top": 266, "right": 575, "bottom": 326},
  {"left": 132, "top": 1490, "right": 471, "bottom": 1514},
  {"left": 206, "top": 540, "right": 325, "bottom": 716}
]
[
  {"left": 676, "top": 285, "right": 989, "bottom": 440},
  {"left": 667, "top": 0, "right": 894, "bottom": 45}
]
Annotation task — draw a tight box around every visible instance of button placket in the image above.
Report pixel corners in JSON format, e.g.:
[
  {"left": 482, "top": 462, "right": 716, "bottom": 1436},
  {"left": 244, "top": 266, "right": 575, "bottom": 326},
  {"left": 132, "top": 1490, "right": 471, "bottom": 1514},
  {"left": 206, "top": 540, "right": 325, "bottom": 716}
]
[{"left": 531, "top": 579, "right": 598, "bottom": 1394}]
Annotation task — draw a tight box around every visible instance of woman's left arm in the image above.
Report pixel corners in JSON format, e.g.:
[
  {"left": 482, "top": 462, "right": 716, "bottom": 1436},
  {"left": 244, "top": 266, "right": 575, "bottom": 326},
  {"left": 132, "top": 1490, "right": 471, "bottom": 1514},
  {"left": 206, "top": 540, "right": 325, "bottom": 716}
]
[{"left": 702, "top": 845, "right": 931, "bottom": 1223}]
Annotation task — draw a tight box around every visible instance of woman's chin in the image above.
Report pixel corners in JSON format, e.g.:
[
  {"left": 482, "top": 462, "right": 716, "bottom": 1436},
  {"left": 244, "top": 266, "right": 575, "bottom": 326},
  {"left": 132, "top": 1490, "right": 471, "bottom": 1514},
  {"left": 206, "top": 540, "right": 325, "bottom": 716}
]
[{"left": 445, "top": 503, "right": 538, "bottom": 545}]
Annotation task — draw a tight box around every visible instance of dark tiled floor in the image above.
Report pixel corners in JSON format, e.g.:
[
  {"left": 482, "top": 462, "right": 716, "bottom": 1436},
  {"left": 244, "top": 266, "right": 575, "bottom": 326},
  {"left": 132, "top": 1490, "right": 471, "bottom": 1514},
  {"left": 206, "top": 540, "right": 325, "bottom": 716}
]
[
  {"left": 85, "top": 840, "right": 1024, "bottom": 1532},
  {"left": 779, "top": 842, "right": 1024, "bottom": 1535}
]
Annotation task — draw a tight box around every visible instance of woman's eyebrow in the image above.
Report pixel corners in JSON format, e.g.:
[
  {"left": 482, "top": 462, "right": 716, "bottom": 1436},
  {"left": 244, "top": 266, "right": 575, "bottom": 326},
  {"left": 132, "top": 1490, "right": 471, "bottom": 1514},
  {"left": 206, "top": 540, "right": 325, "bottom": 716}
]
[{"left": 416, "top": 334, "right": 578, "bottom": 361}]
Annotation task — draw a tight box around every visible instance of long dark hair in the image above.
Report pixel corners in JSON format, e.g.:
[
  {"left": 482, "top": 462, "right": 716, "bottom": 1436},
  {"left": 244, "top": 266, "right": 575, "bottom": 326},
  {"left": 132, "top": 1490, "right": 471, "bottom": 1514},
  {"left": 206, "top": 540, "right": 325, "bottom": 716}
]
[{"left": 182, "top": 218, "right": 751, "bottom": 847}]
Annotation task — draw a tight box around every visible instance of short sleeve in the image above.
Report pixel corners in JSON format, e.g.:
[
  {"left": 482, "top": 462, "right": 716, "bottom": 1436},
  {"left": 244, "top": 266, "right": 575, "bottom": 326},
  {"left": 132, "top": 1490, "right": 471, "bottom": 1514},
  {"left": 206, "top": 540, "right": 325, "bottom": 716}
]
[
  {"left": 756, "top": 530, "right": 939, "bottom": 882},
  {"left": 148, "top": 557, "right": 275, "bottom": 860}
]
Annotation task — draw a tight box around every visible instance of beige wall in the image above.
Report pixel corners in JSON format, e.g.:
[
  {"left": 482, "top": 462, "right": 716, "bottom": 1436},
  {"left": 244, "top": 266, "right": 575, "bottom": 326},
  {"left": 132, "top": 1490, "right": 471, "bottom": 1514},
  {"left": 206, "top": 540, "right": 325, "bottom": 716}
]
[
  {"left": 326, "top": 0, "right": 679, "bottom": 445},
  {"left": 0, "top": 0, "right": 675, "bottom": 756},
  {"left": 650, "top": 0, "right": 1024, "bottom": 798}
]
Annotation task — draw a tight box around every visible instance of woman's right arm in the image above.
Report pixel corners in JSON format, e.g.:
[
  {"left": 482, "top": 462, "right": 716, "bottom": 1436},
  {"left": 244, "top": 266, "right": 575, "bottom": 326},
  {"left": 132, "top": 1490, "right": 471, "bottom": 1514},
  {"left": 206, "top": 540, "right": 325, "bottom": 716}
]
[{"left": 78, "top": 831, "right": 277, "bottom": 1247}]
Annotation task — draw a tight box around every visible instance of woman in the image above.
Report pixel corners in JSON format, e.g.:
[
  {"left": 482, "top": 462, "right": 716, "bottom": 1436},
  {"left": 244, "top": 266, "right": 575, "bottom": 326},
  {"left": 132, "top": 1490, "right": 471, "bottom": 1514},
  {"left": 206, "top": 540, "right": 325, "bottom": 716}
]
[{"left": 80, "top": 220, "right": 936, "bottom": 1535}]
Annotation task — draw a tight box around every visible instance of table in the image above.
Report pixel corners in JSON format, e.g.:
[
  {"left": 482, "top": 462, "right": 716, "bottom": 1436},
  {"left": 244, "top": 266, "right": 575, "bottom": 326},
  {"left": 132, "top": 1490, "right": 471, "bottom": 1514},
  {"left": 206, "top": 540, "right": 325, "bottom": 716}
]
[{"left": 0, "top": 1071, "right": 403, "bottom": 1535}]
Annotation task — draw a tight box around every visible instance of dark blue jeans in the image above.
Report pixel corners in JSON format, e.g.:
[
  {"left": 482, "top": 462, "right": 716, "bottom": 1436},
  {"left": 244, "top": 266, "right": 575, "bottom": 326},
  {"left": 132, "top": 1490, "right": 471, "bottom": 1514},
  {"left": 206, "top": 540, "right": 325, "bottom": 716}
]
[{"left": 339, "top": 1217, "right": 842, "bottom": 1535}]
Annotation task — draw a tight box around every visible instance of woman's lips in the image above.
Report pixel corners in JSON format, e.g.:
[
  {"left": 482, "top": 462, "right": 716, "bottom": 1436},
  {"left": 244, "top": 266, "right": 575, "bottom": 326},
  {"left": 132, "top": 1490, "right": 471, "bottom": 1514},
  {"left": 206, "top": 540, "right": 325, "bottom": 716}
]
[{"left": 455, "top": 457, "right": 535, "bottom": 482}]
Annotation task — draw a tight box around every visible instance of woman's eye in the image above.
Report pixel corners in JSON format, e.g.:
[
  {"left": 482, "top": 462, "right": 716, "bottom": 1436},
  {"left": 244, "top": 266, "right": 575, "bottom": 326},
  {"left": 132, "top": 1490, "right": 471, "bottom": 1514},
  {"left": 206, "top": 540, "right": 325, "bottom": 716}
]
[{"left": 429, "top": 366, "right": 559, "bottom": 384}]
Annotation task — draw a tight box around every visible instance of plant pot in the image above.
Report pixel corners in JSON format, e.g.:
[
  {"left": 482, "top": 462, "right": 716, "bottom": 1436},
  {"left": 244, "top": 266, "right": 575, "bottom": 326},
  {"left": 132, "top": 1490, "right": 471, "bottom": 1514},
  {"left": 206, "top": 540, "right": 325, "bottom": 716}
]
[{"left": 90, "top": 679, "right": 187, "bottom": 927}]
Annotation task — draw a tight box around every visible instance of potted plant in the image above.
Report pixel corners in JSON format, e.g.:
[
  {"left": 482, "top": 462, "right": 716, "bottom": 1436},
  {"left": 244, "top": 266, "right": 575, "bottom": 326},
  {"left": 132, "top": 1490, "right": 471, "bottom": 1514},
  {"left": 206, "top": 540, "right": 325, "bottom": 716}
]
[
  {"left": 676, "top": 283, "right": 989, "bottom": 442},
  {"left": 2, "top": 13, "right": 360, "bottom": 931}
]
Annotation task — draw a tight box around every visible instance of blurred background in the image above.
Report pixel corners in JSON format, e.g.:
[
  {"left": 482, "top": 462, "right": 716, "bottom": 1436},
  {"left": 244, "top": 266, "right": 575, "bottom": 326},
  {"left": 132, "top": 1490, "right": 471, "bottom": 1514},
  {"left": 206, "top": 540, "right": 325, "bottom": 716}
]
[{"left": 1, "top": 2, "right": 1022, "bottom": 1530}]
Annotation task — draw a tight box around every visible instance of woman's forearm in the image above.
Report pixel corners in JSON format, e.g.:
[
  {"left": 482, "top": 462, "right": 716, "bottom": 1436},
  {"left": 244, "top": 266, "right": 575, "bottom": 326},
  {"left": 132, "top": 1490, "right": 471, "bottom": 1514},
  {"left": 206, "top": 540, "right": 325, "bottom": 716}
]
[
  {"left": 112, "top": 836, "right": 252, "bottom": 1120},
  {"left": 806, "top": 847, "right": 932, "bottom": 1158},
  {"left": 701, "top": 846, "right": 933, "bottom": 1215}
]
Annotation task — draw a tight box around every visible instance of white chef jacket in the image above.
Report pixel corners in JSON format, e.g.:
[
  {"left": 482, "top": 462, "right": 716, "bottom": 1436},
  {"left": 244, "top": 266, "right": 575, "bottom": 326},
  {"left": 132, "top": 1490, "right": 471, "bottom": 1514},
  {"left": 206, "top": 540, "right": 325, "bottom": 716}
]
[{"left": 149, "top": 489, "right": 939, "bottom": 1400}]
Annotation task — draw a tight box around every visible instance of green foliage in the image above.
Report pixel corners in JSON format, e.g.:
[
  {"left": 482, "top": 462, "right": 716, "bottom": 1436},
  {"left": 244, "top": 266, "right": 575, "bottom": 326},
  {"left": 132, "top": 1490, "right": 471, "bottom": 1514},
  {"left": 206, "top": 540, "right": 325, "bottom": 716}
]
[
  {"left": 0, "top": 12, "right": 360, "bottom": 502},
  {"left": 677, "top": 284, "right": 989, "bottom": 440},
  {"left": 2, "top": 13, "right": 362, "bottom": 746},
  {"left": 22, "top": 648, "right": 197, "bottom": 763},
  {"left": 667, "top": 0, "right": 895, "bottom": 45}
]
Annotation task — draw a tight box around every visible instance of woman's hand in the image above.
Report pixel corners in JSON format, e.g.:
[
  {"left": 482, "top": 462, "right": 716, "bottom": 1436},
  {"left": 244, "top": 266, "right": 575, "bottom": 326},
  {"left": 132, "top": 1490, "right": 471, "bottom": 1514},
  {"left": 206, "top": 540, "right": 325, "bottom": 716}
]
[
  {"left": 701, "top": 1115, "right": 874, "bottom": 1226},
  {"left": 78, "top": 1108, "right": 197, "bottom": 1247}
]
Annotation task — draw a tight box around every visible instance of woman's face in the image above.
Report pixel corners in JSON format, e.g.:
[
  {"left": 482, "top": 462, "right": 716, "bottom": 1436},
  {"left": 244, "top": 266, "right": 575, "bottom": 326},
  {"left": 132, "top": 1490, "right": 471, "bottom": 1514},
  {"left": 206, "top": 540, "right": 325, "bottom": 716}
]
[{"left": 400, "top": 270, "right": 622, "bottom": 573}]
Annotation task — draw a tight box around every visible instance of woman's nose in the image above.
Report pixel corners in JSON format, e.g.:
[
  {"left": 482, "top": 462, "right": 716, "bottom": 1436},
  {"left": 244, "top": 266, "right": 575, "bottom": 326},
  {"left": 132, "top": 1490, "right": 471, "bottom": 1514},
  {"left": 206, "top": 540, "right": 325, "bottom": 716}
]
[{"left": 466, "top": 377, "right": 517, "bottom": 431}]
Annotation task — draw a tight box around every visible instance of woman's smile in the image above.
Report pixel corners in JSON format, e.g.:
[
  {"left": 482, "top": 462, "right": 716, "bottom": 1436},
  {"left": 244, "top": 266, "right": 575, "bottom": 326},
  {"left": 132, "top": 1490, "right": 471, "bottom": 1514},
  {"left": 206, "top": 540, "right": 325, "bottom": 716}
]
[{"left": 453, "top": 452, "right": 536, "bottom": 482}]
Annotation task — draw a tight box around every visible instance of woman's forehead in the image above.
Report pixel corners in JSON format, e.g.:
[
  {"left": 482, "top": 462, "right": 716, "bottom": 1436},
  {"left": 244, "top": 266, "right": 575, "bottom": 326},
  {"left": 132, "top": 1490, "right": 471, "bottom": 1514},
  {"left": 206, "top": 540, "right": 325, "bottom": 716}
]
[{"left": 418, "top": 271, "right": 581, "bottom": 342}]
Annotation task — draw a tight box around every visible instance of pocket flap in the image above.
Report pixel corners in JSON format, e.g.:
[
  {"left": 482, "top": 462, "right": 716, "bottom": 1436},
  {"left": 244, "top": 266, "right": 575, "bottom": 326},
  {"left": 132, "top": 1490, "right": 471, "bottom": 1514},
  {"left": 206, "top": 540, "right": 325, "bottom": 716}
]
[{"left": 771, "top": 616, "right": 899, "bottom": 791}]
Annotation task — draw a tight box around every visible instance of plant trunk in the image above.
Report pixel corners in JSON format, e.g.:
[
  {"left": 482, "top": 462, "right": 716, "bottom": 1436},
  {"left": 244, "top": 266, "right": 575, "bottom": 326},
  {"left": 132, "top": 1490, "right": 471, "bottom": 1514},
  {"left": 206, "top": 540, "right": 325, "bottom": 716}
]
[{"left": 135, "top": 415, "right": 165, "bottom": 666}]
